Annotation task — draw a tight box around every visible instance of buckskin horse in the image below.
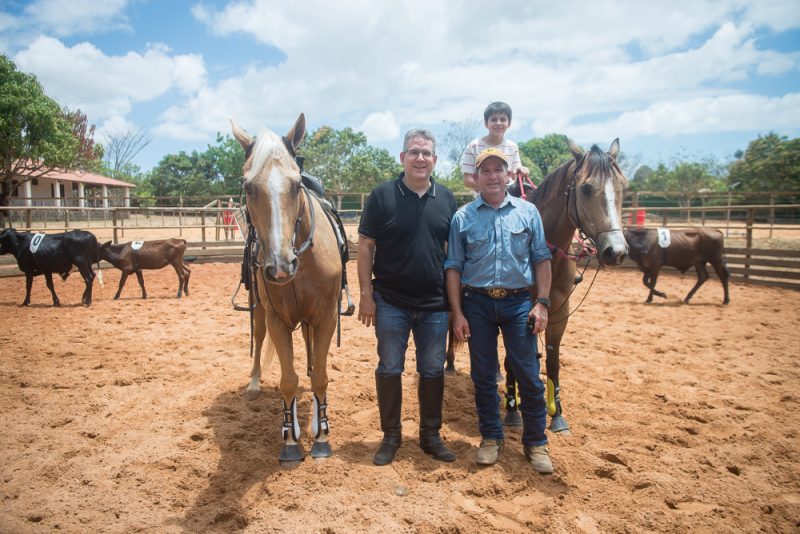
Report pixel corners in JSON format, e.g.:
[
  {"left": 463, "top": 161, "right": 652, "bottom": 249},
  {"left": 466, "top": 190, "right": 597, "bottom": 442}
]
[
  {"left": 447, "top": 138, "right": 629, "bottom": 434},
  {"left": 232, "top": 114, "right": 342, "bottom": 462}
]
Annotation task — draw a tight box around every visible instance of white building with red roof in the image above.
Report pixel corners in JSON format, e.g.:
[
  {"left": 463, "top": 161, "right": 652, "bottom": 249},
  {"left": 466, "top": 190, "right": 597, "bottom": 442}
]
[{"left": 9, "top": 166, "right": 136, "bottom": 209}]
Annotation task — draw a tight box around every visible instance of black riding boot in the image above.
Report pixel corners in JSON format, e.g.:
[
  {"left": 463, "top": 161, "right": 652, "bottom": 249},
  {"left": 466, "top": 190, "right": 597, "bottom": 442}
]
[
  {"left": 374, "top": 373, "right": 402, "bottom": 466},
  {"left": 418, "top": 375, "right": 456, "bottom": 462}
]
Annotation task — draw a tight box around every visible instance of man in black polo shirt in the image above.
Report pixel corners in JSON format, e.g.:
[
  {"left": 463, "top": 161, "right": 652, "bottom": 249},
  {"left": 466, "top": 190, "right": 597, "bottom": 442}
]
[{"left": 357, "top": 128, "right": 458, "bottom": 466}]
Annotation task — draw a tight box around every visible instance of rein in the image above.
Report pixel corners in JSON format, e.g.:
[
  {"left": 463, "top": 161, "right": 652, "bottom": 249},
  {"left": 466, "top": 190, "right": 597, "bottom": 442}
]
[
  {"left": 291, "top": 184, "right": 315, "bottom": 256},
  {"left": 514, "top": 168, "right": 603, "bottom": 323}
]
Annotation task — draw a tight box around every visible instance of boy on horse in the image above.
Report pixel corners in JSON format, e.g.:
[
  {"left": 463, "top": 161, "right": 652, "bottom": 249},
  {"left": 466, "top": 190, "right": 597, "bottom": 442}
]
[{"left": 461, "top": 101, "right": 531, "bottom": 191}]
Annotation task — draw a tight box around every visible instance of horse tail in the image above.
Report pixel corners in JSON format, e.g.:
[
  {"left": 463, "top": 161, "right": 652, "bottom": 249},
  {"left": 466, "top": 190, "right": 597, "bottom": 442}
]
[
  {"left": 301, "top": 321, "right": 313, "bottom": 375},
  {"left": 95, "top": 258, "right": 104, "bottom": 288}
]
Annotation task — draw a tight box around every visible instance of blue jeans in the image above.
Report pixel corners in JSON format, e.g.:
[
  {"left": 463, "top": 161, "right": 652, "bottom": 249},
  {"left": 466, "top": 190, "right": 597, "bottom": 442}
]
[
  {"left": 462, "top": 289, "right": 548, "bottom": 447},
  {"left": 374, "top": 291, "right": 449, "bottom": 378}
]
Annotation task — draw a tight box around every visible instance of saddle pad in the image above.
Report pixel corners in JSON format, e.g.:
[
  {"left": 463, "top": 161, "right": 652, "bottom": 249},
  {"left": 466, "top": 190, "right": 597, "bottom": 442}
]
[
  {"left": 29, "top": 233, "right": 46, "bottom": 253},
  {"left": 131, "top": 241, "right": 145, "bottom": 250},
  {"left": 657, "top": 228, "right": 671, "bottom": 248}
]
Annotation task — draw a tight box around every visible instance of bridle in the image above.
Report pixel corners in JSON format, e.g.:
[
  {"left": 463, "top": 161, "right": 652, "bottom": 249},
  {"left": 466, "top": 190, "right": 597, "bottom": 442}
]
[
  {"left": 291, "top": 183, "right": 315, "bottom": 257},
  {"left": 234, "top": 157, "right": 318, "bottom": 329},
  {"left": 563, "top": 160, "right": 626, "bottom": 260}
]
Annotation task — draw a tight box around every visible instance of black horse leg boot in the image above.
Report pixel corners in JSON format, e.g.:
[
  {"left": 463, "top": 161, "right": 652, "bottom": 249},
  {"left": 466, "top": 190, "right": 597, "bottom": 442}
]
[
  {"left": 374, "top": 373, "right": 402, "bottom": 466},
  {"left": 418, "top": 375, "right": 456, "bottom": 462}
]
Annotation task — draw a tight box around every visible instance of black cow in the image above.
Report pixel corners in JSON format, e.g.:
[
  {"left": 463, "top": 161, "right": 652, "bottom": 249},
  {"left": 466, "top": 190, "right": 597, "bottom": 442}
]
[
  {"left": 623, "top": 227, "right": 730, "bottom": 304},
  {"left": 0, "top": 228, "right": 99, "bottom": 306}
]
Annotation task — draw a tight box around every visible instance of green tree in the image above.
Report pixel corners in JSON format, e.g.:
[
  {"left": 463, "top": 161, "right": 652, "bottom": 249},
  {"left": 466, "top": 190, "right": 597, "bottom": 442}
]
[
  {"left": 728, "top": 133, "right": 800, "bottom": 192},
  {"left": 203, "top": 132, "right": 246, "bottom": 195},
  {"left": 632, "top": 157, "right": 725, "bottom": 206},
  {"left": 632, "top": 164, "right": 654, "bottom": 183},
  {"left": 518, "top": 134, "right": 572, "bottom": 182},
  {"left": 0, "top": 56, "right": 98, "bottom": 210},
  {"left": 144, "top": 151, "right": 221, "bottom": 202},
  {"left": 301, "top": 126, "right": 400, "bottom": 194}
]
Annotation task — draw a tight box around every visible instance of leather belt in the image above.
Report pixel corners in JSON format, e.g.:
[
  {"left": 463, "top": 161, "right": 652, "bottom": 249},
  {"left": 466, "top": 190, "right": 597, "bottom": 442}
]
[{"left": 464, "top": 286, "right": 529, "bottom": 299}]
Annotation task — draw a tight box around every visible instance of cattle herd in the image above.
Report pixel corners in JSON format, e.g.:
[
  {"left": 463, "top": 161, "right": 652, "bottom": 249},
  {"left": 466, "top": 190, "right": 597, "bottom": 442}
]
[
  {"left": 0, "top": 225, "right": 731, "bottom": 307},
  {"left": 0, "top": 228, "right": 191, "bottom": 306}
]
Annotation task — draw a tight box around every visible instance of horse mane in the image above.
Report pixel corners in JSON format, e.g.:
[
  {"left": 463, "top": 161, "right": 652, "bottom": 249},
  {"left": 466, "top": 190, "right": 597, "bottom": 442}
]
[
  {"left": 530, "top": 144, "right": 626, "bottom": 204},
  {"left": 582, "top": 144, "right": 620, "bottom": 180},
  {"left": 530, "top": 160, "right": 574, "bottom": 205},
  {"left": 246, "top": 130, "right": 296, "bottom": 181}
]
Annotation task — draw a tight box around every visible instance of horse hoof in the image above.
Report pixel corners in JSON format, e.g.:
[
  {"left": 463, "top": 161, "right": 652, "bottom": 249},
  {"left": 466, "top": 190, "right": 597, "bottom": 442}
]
[
  {"left": 445, "top": 366, "right": 457, "bottom": 376},
  {"left": 549, "top": 415, "right": 571, "bottom": 434},
  {"left": 310, "top": 441, "right": 332, "bottom": 458},
  {"left": 503, "top": 410, "right": 523, "bottom": 427},
  {"left": 279, "top": 444, "right": 305, "bottom": 463},
  {"left": 243, "top": 388, "right": 261, "bottom": 401}
]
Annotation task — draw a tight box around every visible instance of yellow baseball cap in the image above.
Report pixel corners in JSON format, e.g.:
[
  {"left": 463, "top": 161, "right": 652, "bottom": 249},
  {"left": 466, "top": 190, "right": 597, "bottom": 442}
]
[{"left": 475, "top": 147, "right": 508, "bottom": 168}]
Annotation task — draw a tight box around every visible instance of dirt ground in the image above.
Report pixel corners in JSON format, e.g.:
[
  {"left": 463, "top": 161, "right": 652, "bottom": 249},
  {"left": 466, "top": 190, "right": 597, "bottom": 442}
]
[{"left": 0, "top": 263, "right": 798, "bottom": 533}]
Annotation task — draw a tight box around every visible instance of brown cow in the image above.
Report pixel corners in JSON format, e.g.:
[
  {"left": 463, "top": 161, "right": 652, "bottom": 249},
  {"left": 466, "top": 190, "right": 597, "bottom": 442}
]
[
  {"left": 98, "top": 238, "right": 190, "bottom": 299},
  {"left": 623, "top": 227, "right": 730, "bottom": 304}
]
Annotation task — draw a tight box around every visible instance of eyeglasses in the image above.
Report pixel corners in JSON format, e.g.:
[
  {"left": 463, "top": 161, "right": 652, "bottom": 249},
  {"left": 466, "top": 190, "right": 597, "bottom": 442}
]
[{"left": 405, "top": 149, "right": 435, "bottom": 160}]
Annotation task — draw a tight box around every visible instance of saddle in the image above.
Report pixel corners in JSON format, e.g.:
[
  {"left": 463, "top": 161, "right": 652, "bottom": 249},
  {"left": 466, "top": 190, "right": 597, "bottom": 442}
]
[{"left": 302, "top": 171, "right": 355, "bottom": 316}]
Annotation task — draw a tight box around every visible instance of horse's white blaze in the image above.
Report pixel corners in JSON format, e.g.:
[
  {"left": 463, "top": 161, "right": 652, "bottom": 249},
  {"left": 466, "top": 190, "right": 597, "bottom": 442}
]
[
  {"left": 604, "top": 179, "right": 622, "bottom": 230},
  {"left": 268, "top": 165, "right": 288, "bottom": 270}
]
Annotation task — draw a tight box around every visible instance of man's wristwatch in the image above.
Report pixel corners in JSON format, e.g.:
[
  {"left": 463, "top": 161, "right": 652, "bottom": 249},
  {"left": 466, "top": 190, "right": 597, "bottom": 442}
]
[{"left": 535, "top": 297, "right": 551, "bottom": 308}]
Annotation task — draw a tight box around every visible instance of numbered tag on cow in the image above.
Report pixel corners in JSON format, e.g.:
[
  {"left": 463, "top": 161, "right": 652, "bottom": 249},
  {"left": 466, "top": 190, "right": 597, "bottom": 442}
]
[
  {"left": 657, "top": 228, "right": 671, "bottom": 248},
  {"left": 131, "top": 241, "right": 145, "bottom": 250},
  {"left": 29, "top": 233, "right": 47, "bottom": 253}
]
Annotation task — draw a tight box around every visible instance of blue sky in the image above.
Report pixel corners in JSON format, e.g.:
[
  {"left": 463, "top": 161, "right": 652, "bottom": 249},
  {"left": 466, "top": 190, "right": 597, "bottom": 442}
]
[{"left": 1, "top": 0, "right": 798, "bottom": 175}]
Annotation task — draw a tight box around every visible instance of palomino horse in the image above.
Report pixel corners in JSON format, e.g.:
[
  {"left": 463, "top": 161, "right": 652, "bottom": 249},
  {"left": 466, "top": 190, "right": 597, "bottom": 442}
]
[
  {"left": 232, "top": 114, "right": 342, "bottom": 462},
  {"left": 447, "top": 138, "right": 628, "bottom": 434}
]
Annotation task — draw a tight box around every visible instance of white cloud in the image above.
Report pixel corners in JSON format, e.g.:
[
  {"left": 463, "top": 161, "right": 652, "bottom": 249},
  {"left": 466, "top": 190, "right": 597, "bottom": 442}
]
[
  {"left": 162, "top": 0, "right": 797, "bottom": 146},
  {"left": 23, "top": 0, "right": 130, "bottom": 37},
  {"left": 171, "top": 54, "right": 208, "bottom": 94},
  {"left": 2, "top": 0, "right": 798, "bottom": 169},
  {"left": 13, "top": 36, "right": 207, "bottom": 130},
  {"left": 557, "top": 93, "right": 800, "bottom": 140},
  {"left": 359, "top": 112, "right": 400, "bottom": 143},
  {"left": 746, "top": 0, "right": 800, "bottom": 32}
]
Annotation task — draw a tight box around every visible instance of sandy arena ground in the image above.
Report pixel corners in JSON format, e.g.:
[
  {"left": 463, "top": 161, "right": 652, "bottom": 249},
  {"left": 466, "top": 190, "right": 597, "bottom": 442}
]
[{"left": 0, "top": 262, "right": 798, "bottom": 533}]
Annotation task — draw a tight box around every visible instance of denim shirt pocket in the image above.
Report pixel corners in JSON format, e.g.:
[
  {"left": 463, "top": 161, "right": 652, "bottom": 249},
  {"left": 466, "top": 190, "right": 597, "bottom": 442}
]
[
  {"left": 465, "top": 228, "right": 491, "bottom": 260},
  {"left": 509, "top": 225, "right": 531, "bottom": 259}
]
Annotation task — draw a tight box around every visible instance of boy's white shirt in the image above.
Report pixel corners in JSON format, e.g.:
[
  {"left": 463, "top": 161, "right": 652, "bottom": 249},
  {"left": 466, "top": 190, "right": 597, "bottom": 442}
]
[{"left": 460, "top": 137, "right": 523, "bottom": 177}]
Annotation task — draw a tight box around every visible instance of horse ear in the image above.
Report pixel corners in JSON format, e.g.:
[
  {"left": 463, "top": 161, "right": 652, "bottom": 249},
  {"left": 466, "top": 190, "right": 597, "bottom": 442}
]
[
  {"left": 608, "top": 138, "right": 620, "bottom": 160},
  {"left": 287, "top": 113, "right": 306, "bottom": 152},
  {"left": 101, "top": 241, "right": 111, "bottom": 248},
  {"left": 565, "top": 136, "right": 583, "bottom": 160},
  {"left": 230, "top": 120, "right": 252, "bottom": 152}
]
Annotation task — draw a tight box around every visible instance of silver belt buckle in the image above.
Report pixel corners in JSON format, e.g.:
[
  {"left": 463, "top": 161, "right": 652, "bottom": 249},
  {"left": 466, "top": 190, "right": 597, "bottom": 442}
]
[{"left": 487, "top": 288, "right": 507, "bottom": 299}]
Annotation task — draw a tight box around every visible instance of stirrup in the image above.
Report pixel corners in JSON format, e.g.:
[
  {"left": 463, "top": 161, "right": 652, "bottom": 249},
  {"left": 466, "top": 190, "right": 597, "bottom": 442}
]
[{"left": 340, "top": 284, "right": 355, "bottom": 316}]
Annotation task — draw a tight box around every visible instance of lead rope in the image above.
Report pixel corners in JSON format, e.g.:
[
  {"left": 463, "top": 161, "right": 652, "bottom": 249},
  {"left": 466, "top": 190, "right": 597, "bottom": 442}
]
[{"left": 511, "top": 169, "right": 600, "bottom": 321}]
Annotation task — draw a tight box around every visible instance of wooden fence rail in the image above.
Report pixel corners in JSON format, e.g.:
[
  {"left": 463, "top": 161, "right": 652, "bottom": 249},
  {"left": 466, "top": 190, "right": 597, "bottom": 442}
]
[{"left": 2, "top": 206, "right": 799, "bottom": 290}]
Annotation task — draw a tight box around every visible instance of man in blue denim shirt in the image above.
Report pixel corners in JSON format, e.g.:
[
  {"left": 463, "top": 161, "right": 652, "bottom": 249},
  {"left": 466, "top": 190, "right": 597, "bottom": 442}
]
[
  {"left": 445, "top": 147, "right": 554, "bottom": 473},
  {"left": 358, "top": 129, "right": 458, "bottom": 466}
]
